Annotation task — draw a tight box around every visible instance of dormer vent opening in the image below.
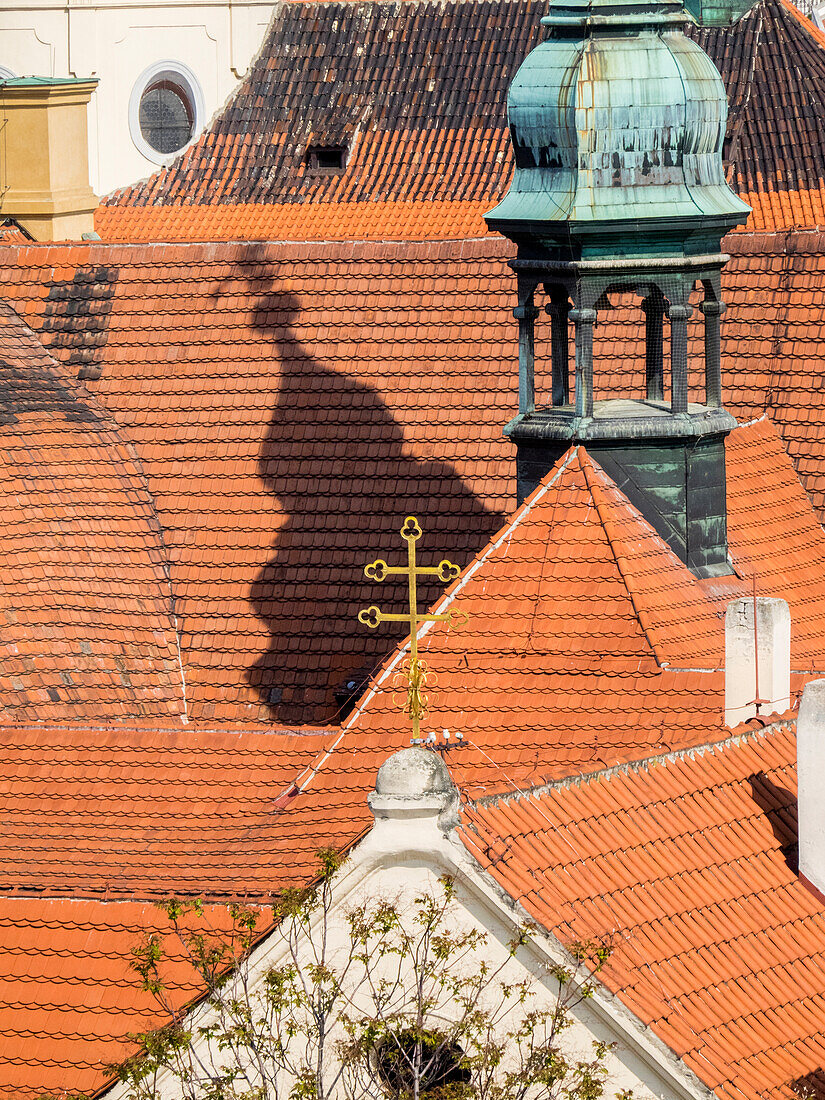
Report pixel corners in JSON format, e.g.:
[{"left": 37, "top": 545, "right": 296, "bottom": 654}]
[{"left": 304, "top": 144, "right": 347, "bottom": 173}]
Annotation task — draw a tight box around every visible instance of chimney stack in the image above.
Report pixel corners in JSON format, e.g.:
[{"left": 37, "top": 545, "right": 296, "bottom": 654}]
[
  {"left": 725, "top": 596, "right": 790, "bottom": 727},
  {"left": 797, "top": 680, "right": 825, "bottom": 898},
  {"left": 0, "top": 77, "right": 98, "bottom": 241}
]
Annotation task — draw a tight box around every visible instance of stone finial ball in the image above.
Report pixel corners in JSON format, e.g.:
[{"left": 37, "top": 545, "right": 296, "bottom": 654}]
[{"left": 374, "top": 747, "right": 453, "bottom": 798}]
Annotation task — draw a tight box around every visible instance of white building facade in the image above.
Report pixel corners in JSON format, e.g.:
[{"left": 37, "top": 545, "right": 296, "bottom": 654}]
[
  {"left": 0, "top": 0, "right": 274, "bottom": 195},
  {"left": 104, "top": 749, "right": 715, "bottom": 1100}
]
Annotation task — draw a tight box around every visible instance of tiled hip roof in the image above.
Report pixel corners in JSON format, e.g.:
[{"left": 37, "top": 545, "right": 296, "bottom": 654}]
[
  {"left": 462, "top": 718, "right": 824, "bottom": 1100},
  {"left": 344, "top": 420, "right": 825, "bottom": 797},
  {"left": 0, "top": 302, "right": 186, "bottom": 722},
  {"left": 98, "top": 0, "right": 825, "bottom": 239}
]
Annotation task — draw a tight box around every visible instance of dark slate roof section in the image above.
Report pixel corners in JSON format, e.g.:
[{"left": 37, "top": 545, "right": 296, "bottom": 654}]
[
  {"left": 701, "top": 0, "right": 825, "bottom": 200},
  {"left": 107, "top": 0, "right": 542, "bottom": 210},
  {"left": 102, "top": 0, "right": 825, "bottom": 233}
]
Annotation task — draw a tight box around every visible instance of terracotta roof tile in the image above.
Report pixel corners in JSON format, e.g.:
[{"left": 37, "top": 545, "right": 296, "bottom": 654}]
[
  {"left": 343, "top": 420, "right": 825, "bottom": 797},
  {"left": 0, "top": 426, "right": 809, "bottom": 877},
  {"left": 97, "top": 0, "right": 825, "bottom": 241},
  {"left": 1, "top": 236, "right": 825, "bottom": 723},
  {"left": 0, "top": 302, "right": 185, "bottom": 722},
  {"left": 0, "top": 896, "right": 270, "bottom": 1100},
  {"left": 461, "top": 717, "right": 824, "bottom": 1100},
  {"left": 0, "top": 221, "right": 30, "bottom": 245},
  {"left": 0, "top": 238, "right": 516, "bottom": 723},
  {"left": 0, "top": 724, "right": 378, "bottom": 900},
  {"left": 0, "top": 415, "right": 824, "bottom": 1095},
  {"left": 95, "top": 201, "right": 493, "bottom": 243}
]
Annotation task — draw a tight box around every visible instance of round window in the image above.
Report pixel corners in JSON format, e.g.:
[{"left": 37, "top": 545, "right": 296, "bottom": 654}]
[
  {"left": 129, "top": 62, "right": 204, "bottom": 165},
  {"left": 139, "top": 78, "right": 194, "bottom": 154},
  {"left": 372, "top": 1031, "right": 471, "bottom": 1100}
]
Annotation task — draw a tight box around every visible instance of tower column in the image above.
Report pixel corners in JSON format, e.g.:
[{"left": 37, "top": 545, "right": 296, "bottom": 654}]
[
  {"left": 667, "top": 302, "right": 692, "bottom": 413},
  {"left": 701, "top": 297, "right": 725, "bottom": 408},
  {"left": 486, "top": 0, "right": 749, "bottom": 577},
  {"left": 546, "top": 288, "right": 570, "bottom": 406},
  {"left": 570, "top": 307, "right": 597, "bottom": 417},
  {"left": 514, "top": 278, "right": 540, "bottom": 415},
  {"left": 641, "top": 291, "right": 664, "bottom": 401}
]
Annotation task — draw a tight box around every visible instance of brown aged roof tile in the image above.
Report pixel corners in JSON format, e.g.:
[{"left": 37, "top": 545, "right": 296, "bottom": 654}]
[
  {"left": 0, "top": 302, "right": 185, "bottom": 722},
  {"left": 96, "top": 0, "right": 825, "bottom": 242},
  {"left": 3, "top": 233, "right": 825, "bottom": 722}
]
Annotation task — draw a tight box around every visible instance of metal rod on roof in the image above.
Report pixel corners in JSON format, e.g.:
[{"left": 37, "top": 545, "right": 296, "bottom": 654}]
[{"left": 753, "top": 573, "right": 764, "bottom": 713}]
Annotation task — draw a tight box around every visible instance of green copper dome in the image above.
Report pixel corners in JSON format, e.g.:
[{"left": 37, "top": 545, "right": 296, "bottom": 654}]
[{"left": 485, "top": 0, "right": 750, "bottom": 259}]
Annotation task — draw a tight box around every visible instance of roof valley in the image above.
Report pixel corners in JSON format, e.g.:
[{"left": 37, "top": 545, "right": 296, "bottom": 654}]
[{"left": 579, "top": 452, "right": 666, "bottom": 668}]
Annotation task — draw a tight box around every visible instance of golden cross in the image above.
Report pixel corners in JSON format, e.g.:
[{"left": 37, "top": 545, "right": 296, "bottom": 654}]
[{"left": 358, "top": 516, "right": 467, "bottom": 739}]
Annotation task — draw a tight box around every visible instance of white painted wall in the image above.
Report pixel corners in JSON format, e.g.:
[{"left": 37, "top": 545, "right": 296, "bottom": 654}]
[
  {"left": 724, "top": 596, "right": 791, "bottom": 727},
  {"left": 0, "top": 0, "right": 275, "bottom": 195},
  {"left": 797, "top": 679, "right": 825, "bottom": 898},
  {"left": 103, "top": 751, "right": 715, "bottom": 1100}
]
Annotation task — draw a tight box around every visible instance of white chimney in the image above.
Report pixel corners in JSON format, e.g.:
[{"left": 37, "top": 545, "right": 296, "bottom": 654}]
[
  {"left": 724, "top": 596, "right": 790, "bottom": 727},
  {"left": 797, "top": 679, "right": 825, "bottom": 898}
]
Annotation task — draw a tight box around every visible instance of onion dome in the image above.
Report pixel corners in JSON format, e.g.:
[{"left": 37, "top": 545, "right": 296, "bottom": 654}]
[{"left": 485, "top": 0, "right": 750, "bottom": 259}]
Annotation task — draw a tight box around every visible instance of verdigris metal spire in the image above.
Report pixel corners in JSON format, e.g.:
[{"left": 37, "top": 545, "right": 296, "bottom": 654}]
[
  {"left": 486, "top": 0, "right": 750, "bottom": 578},
  {"left": 487, "top": 0, "right": 749, "bottom": 255}
]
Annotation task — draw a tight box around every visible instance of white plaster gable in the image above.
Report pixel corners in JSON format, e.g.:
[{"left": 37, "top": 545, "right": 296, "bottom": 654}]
[
  {"left": 105, "top": 748, "right": 716, "bottom": 1100},
  {"left": 0, "top": 0, "right": 274, "bottom": 194}
]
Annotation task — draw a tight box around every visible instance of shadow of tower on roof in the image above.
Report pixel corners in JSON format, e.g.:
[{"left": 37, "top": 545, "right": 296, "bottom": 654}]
[{"left": 244, "top": 283, "right": 505, "bottom": 726}]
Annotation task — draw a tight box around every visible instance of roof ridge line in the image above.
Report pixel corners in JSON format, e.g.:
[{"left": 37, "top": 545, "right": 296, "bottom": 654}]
[
  {"left": 294, "top": 449, "right": 586, "bottom": 799},
  {"left": 736, "top": 413, "right": 770, "bottom": 429},
  {"left": 347, "top": 446, "right": 584, "bottom": 718},
  {"left": 578, "top": 450, "right": 663, "bottom": 666},
  {"left": 778, "top": 0, "right": 825, "bottom": 50},
  {"left": 465, "top": 713, "right": 796, "bottom": 810},
  {"left": 417, "top": 445, "right": 584, "bottom": 646}
]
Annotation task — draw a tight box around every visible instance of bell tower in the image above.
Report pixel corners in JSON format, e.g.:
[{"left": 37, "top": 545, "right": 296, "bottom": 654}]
[{"left": 486, "top": 0, "right": 750, "bottom": 578}]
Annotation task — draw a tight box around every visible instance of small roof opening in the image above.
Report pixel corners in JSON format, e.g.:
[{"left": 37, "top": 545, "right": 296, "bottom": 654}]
[{"left": 304, "top": 144, "right": 347, "bottom": 173}]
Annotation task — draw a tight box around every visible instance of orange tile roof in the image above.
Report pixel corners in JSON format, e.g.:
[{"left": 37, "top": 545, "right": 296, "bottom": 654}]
[
  {"left": 725, "top": 418, "right": 825, "bottom": 649},
  {"left": 3, "top": 719, "right": 820, "bottom": 1099},
  {"left": 0, "top": 896, "right": 270, "bottom": 1100},
  {"left": 2, "top": 416, "right": 825, "bottom": 1096},
  {"left": 345, "top": 420, "right": 825, "bottom": 798},
  {"left": 461, "top": 717, "right": 822, "bottom": 1100},
  {"left": 96, "top": 0, "right": 825, "bottom": 242},
  {"left": 0, "top": 725, "right": 342, "bottom": 899},
  {"left": 0, "top": 302, "right": 186, "bottom": 723},
  {"left": 2, "top": 235, "right": 825, "bottom": 723},
  {"left": 740, "top": 185, "right": 825, "bottom": 232},
  {"left": 95, "top": 200, "right": 493, "bottom": 243},
  {"left": 0, "top": 238, "right": 517, "bottom": 724},
  {"left": 0, "top": 221, "right": 30, "bottom": 244},
  {"left": 100, "top": 0, "right": 532, "bottom": 228}
]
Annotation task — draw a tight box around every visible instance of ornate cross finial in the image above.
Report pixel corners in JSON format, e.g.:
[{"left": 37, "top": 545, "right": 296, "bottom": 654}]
[{"left": 358, "top": 516, "right": 467, "bottom": 739}]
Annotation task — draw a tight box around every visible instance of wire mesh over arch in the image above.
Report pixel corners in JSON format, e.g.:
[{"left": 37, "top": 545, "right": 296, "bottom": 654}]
[{"left": 510, "top": 260, "right": 726, "bottom": 420}]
